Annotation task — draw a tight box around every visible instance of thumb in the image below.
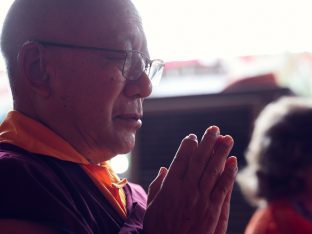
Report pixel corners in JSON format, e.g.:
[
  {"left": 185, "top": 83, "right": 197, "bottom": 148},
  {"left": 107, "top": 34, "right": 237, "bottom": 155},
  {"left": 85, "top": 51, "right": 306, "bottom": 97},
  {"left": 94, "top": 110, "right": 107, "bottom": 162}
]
[{"left": 147, "top": 167, "right": 167, "bottom": 205}]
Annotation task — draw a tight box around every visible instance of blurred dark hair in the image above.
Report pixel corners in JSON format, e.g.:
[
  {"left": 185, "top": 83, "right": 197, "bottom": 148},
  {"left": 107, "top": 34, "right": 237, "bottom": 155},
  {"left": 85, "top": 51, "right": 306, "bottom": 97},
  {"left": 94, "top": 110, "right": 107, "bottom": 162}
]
[{"left": 237, "top": 96, "right": 312, "bottom": 206}]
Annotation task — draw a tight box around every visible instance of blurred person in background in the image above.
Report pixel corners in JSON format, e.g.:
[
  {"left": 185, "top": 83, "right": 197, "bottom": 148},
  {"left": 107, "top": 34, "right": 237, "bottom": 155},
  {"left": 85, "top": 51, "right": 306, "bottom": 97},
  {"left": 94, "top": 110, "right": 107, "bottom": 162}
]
[{"left": 237, "top": 96, "right": 312, "bottom": 234}]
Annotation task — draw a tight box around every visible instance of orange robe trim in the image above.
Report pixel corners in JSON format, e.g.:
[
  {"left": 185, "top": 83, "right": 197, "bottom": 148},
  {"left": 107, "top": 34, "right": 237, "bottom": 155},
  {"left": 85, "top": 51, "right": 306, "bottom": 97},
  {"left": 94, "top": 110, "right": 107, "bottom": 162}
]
[{"left": 0, "top": 111, "right": 127, "bottom": 219}]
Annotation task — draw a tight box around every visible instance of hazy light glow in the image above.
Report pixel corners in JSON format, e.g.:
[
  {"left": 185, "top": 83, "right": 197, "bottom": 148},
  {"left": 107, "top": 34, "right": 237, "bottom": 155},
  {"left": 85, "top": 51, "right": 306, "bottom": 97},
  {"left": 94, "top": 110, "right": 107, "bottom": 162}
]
[
  {"left": 132, "top": 0, "right": 312, "bottom": 61},
  {"left": 110, "top": 154, "right": 130, "bottom": 174},
  {"left": 0, "top": 1, "right": 12, "bottom": 34},
  {"left": 1, "top": 1, "right": 312, "bottom": 61}
]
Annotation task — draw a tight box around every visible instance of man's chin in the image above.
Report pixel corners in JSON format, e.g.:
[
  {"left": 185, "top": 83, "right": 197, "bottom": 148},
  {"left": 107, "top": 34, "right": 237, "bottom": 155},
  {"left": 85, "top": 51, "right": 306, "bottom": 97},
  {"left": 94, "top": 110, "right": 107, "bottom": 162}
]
[{"left": 117, "top": 144, "right": 135, "bottom": 155}]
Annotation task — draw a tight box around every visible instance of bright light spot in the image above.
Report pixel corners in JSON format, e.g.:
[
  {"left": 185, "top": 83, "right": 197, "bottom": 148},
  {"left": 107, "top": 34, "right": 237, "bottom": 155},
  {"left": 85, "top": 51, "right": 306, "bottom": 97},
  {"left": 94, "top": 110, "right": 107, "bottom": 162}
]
[{"left": 110, "top": 154, "right": 130, "bottom": 174}]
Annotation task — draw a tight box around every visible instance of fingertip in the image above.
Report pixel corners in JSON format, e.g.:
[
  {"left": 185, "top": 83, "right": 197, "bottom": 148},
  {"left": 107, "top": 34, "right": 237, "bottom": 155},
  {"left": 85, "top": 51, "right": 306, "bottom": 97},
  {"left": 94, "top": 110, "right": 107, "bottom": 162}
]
[
  {"left": 215, "top": 135, "right": 234, "bottom": 148},
  {"left": 158, "top": 167, "right": 168, "bottom": 177},
  {"left": 207, "top": 125, "right": 220, "bottom": 135},
  {"left": 185, "top": 133, "right": 198, "bottom": 142},
  {"left": 228, "top": 155, "right": 237, "bottom": 161},
  {"left": 180, "top": 134, "right": 198, "bottom": 149},
  {"left": 226, "top": 156, "right": 238, "bottom": 175},
  {"left": 203, "top": 125, "right": 220, "bottom": 139},
  {"left": 223, "top": 135, "right": 234, "bottom": 146}
]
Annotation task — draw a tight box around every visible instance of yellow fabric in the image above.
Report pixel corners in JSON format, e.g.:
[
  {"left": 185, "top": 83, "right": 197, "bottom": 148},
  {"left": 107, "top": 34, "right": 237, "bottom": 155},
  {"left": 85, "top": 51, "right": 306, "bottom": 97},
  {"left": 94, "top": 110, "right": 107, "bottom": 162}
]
[{"left": 0, "top": 111, "right": 127, "bottom": 219}]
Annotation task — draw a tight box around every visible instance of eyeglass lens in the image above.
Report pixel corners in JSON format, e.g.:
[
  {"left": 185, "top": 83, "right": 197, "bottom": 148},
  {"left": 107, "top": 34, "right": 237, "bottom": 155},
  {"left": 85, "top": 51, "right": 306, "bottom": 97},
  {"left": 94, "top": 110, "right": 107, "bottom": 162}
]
[
  {"left": 124, "top": 52, "right": 145, "bottom": 80},
  {"left": 123, "top": 51, "right": 163, "bottom": 82}
]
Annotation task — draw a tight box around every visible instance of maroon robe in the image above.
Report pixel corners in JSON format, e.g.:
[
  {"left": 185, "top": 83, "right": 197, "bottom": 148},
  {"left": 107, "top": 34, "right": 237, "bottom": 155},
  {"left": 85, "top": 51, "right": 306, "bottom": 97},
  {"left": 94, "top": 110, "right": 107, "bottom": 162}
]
[{"left": 0, "top": 143, "right": 147, "bottom": 234}]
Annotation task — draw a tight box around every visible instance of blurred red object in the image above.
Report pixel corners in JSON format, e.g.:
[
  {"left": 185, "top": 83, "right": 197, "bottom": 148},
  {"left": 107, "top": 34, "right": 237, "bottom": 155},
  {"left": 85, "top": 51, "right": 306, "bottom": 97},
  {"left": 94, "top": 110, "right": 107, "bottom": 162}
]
[{"left": 222, "top": 73, "right": 278, "bottom": 93}]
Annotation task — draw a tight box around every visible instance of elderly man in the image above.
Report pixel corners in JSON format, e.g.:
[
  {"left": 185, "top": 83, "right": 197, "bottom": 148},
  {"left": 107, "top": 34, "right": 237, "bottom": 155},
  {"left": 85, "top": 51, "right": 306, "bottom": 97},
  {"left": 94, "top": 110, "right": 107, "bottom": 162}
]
[{"left": 0, "top": 0, "right": 238, "bottom": 233}]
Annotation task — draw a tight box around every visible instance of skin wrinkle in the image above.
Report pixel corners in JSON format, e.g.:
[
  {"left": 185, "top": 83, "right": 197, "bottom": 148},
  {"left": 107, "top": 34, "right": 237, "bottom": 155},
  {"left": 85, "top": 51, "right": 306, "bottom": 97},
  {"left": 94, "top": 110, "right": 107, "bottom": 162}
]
[
  {"left": 1, "top": 0, "right": 144, "bottom": 76},
  {"left": 1, "top": 0, "right": 151, "bottom": 163},
  {"left": 0, "top": 1, "right": 239, "bottom": 233}
]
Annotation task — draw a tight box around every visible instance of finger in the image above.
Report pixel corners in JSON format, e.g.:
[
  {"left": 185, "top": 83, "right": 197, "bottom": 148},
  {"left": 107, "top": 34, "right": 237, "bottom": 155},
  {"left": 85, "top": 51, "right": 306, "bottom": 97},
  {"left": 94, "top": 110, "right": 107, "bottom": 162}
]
[
  {"left": 163, "top": 134, "right": 198, "bottom": 187},
  {"left": 189, "top": 136, "right": 233, "bottom": 230},
  {"left": 211, "top": 156, "right": 238, "bottom": 201},
  {"left": 147, "top": 167, "right": 168, "bottom": 205},
  {"left": 198, "top": 156, "right": 237, "bottom": 234},
  {"left": 190, "top": 191, "right": 232, "bottom": 234},
  {"left": 214, "top": 190, "right": 233, "bottom": 234},
  {"left": 210, "top": 156, "right": 237, "bottom": 211},
  {"left": 185, "top": 126, "right": 220, "bottom": 182},
  {"left": 199, "top": 135, "right": 234, "bottom": 195}
]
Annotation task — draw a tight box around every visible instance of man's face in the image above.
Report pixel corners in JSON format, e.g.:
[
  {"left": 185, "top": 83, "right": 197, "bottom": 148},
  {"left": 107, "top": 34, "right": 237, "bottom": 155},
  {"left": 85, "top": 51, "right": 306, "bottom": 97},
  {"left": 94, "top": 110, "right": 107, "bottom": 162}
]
[{"left": 45, "top": 1, "right": 152, "bottom": 161}]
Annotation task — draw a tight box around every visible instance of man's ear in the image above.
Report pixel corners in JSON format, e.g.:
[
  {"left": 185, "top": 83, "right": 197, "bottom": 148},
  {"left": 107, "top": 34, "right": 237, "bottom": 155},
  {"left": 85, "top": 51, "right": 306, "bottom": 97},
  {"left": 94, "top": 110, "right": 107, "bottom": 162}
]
[{"left": 17, "top": 41, "right": 51, "bottom": 98}]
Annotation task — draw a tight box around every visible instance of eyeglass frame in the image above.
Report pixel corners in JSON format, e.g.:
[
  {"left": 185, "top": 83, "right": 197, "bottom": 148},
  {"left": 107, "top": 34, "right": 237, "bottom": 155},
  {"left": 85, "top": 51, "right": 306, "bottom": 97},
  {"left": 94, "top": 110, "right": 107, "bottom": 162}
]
[{"left": 26, "top": 40, "right": 165, "bottom": 82}]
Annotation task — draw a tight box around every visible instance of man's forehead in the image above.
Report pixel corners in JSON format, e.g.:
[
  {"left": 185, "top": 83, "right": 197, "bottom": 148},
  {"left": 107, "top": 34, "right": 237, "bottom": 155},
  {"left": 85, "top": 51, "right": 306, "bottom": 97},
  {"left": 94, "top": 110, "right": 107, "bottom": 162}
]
[
  {"left": 12, "top": 0, "right": 143, "bottom": 43},
  {"left": 51, "top": 0, "right": 143, "bottom": 41},
  {"left": 63, "top": 0, "right": 145, "bottom": 49},
  {"left": 1, "top": 0, "right": 148, "bottom": 67}
]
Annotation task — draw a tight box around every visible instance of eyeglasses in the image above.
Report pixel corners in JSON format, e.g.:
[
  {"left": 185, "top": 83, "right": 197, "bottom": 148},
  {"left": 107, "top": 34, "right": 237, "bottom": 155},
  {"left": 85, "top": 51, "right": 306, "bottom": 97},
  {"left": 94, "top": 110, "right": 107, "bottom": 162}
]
[{"left": 31, "top": 40, "right": 165, "bottom": 84}]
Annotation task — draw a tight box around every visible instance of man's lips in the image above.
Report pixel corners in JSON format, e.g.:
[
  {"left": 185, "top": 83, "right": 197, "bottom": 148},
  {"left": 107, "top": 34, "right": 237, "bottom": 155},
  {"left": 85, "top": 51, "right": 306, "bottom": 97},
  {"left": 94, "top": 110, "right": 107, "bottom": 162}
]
[{"left": 114, "top": 113, "right": 143, "bottom": 128}]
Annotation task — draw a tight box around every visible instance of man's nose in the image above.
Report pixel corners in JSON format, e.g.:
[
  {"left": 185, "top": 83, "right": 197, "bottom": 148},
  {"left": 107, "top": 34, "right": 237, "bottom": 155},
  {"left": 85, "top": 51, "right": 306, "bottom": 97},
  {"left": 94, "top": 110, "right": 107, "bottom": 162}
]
[{"left": 124, "top": 72, "right": 153, "bottom": 98}]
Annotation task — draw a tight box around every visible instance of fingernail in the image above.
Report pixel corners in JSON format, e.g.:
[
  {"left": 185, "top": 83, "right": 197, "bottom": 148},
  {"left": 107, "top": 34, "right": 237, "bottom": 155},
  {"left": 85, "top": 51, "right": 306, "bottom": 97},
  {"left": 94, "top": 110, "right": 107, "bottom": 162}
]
[
  {"left": 223, "top": 135, "right": 234, "bottom": 146},
  {"left": 229, "top": 157, "right": 238, "bottom": 174},
  {"left": 186, "top": 133, "right": 197, "bottom": 141},
  {"left": 201, "top": 126, "right": 220, "bottom": 141},
  {"left": 206, "top": 126, "right": 220, "bottom": 136},
  {"left": 158, "top": 167, "right": 167, "bottom": 176}
]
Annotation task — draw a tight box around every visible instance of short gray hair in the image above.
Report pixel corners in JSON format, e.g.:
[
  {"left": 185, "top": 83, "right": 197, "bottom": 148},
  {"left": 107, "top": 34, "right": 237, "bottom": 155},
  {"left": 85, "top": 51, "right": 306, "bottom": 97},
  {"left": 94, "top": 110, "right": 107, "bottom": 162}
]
[{"left": 237, "top": 96, "right": 312, "bottom": 206}]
